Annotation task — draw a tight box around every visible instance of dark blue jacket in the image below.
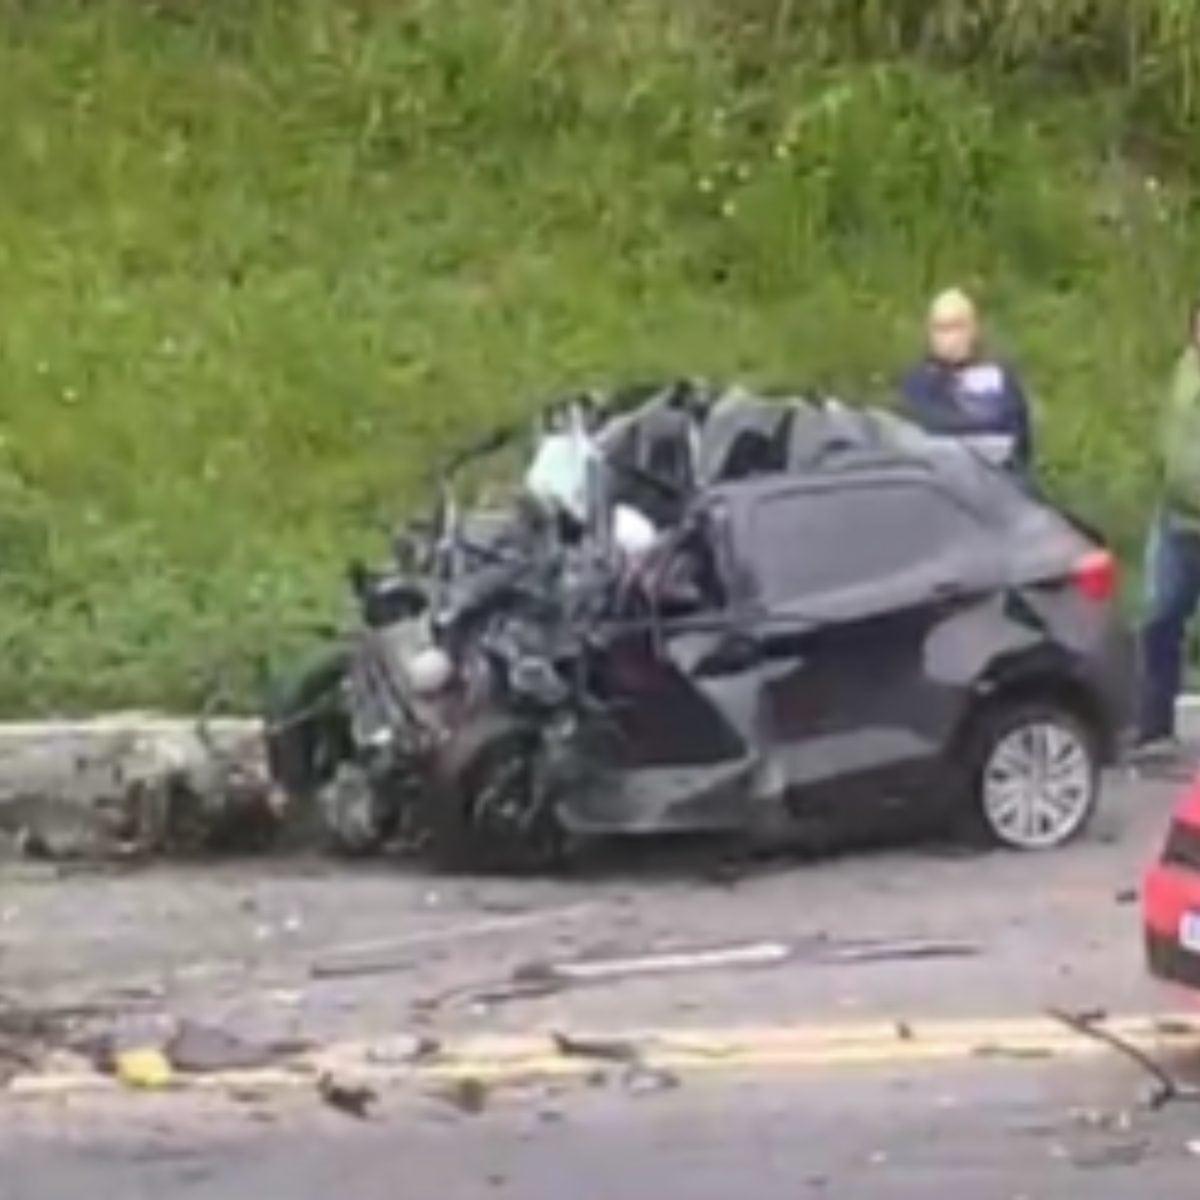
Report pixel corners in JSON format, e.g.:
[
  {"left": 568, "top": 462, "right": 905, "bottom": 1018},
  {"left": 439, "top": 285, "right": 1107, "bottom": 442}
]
[{"left": 900, "top": 357, "right": 1032, "bottom": 471}]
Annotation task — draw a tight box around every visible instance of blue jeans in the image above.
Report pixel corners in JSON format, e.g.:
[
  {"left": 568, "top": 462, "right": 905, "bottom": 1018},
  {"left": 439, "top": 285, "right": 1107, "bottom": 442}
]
[{"left": 1139, "top": 511, "right": 1200, "bottom": 740}]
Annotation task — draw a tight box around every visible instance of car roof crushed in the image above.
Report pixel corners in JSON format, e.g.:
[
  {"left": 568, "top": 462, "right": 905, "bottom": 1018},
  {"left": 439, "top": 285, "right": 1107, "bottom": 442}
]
[{"left": 590, "top": 379, "right": 998, "bottom": 503}]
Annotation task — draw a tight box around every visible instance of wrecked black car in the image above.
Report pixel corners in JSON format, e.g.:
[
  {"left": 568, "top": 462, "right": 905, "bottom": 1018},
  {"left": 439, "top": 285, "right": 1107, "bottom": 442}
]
[{"left": 265, "top": 383, "right": 1133, "bottom": 869}]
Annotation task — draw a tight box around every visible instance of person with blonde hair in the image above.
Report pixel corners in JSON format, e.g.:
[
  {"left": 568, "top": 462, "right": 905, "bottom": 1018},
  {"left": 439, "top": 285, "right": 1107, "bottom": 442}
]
[{"left": 900, "top": 288, "right": 1033, "bottom": 471}]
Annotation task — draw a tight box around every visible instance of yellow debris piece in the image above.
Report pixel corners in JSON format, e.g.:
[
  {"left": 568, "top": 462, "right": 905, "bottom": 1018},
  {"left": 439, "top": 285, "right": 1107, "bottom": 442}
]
[{"left": 115, "top": 1047, "right": 173, "bottom": 1090}]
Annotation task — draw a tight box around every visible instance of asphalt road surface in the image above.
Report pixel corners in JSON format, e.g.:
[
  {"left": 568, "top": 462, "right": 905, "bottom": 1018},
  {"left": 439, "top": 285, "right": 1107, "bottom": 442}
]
[
  {"left": 5, "top": 1057, "right": 1200, "bottom": 1199},
  {"left": 3, "top": 764, "right": 1200, "bottom": 1198}
]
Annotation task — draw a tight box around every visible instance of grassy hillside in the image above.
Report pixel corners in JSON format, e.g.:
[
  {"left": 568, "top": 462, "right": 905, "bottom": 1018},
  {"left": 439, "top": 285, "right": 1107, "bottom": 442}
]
[{"left": 0, "top": 0, "right": 1195, "bottom": 711}]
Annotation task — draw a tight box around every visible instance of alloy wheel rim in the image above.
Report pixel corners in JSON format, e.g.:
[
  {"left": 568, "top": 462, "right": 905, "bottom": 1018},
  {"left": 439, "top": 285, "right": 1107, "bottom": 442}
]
[{"left": 982, "top": 721, "right": 1093, "bottom": 849}]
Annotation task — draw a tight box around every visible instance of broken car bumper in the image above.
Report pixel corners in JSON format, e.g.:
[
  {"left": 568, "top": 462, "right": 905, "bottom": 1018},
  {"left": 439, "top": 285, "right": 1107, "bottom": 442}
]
[{"left": 1144, "top": 861, "right": 1200, "bottom": 992}]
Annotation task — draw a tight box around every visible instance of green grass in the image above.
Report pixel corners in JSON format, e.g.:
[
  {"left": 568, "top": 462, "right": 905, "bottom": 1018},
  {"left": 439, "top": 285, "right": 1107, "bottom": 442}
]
[{"left": 0, "top": 0, "right": 1194, "bottom": 711}]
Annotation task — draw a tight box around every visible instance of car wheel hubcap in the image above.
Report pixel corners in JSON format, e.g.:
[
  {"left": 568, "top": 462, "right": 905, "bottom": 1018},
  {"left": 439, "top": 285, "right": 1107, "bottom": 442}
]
[{"left": 982, "top": 722, "right": 1093, "bottom": 849}]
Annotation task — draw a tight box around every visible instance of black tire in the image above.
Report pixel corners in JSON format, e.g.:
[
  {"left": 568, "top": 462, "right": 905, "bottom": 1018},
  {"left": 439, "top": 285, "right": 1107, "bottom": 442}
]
[
  {"left": 958, "top": 700, "right": 1100, "bottom": 851},
  {"left": 425, "top": 714, "right": 562, "bottom": 873}
]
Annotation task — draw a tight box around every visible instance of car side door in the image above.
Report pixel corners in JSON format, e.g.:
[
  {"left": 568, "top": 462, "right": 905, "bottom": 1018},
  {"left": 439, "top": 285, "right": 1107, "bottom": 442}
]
[
  {"left": 590, "top": 504, "right": 749, "bottom": 772},
  {"left": 559, "top": 507, "right": 759, "bottom": 833},
  {"left": 733, "top": 471, "right": 993, "bottom": 802}
]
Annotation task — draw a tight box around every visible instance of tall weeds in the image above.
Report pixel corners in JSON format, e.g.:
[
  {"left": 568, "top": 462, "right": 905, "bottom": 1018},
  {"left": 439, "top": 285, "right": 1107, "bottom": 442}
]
[
  {"left": 710, "top": 0, "right": 1200, "bottom": 127},
  {"left": 0, "top": 0, "right": 1192, "bottom": 709}
]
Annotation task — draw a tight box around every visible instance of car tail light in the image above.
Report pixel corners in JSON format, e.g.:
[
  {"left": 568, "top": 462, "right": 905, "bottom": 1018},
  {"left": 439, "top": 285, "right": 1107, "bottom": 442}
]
[
  {"left": 1174, "top": 776, "right": 1200, "bottom": 833},
  {"left": 1072, "top": 549, "right": 1117, "bottom": 602}
]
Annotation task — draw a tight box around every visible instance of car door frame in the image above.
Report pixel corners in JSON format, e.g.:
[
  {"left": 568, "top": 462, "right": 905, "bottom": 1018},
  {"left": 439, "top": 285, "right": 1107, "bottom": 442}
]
[
  {"left": 721, "top": 464, "right": 999, "bottom": 800},
  {"left": 587, "top": 498, "right": 752, "bottom": 771}
]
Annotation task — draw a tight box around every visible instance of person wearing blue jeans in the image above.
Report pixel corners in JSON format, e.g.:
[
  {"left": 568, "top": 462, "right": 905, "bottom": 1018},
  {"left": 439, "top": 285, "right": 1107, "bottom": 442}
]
[
  {"left": 1137, "top": 302, "right": 1200, "bottom": 751},
  {"left": 1139, "top": 513, "right": 1200, "bottom": 746}
]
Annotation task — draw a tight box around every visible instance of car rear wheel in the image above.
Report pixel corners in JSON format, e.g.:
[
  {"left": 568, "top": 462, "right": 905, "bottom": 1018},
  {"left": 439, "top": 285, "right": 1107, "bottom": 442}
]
[{"left": 963, "top": 702, "right": 1099, "bottom": 850}]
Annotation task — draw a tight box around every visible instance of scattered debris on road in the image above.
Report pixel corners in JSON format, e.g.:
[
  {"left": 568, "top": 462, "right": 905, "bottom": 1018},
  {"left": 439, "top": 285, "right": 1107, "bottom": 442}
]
[
  {"left": 308, "top": 954, "right": 420, "bottom": 982},
  {"left": 551, "top": 1031, "right": 642, "bottom": 1064},
  {"left": 166, "top": 1021, "right": 286, "bottom": 1074},
  {"left": 1068, "top": 1105, "right": 1135, "bottom": 1133},
  {"left": 621, "top": 1064, "right": 680, "bottom": 1096},
  {"left": 971, "top": 1042, "right": 1055, "bottom": 1062},
  {"left": 548, "top": 1029, "right": 679, "bottom": 1095},
  {"left": 500, "top": 942, "right": 793, "bottom": 999},
  {"left": 532, "top": 941, "right": 794, "bottom": 984},
  {"left": 0, "top": 998, "right": 110, "bottom": 1086},
  {"left": 437, "top": 1075, "right": 489, "bottom": 1116},
  {"left": 1152, "top": 1017, "right": 1194, "bottom": 1037},
  {"left": 1063, "top": 1007, "right": 1109, "bottom": 1025},
  {"left": 475, "top": 967, "right": 565, "bottom": 1005},
  {"left": 318, "top": 1072, "right": 378, "bottom": 1119},
  {"left": 364, "top": 1034, "right": 442, "bottom": 1068},
  {"left": 1047, "top": 1007, "right": 1200, "bottom": 1109},
  {"left": 1, "top": 1003, "right": 315, "bottom": 1093},
  {"left": 815, "top": 937, "right": 981, "bottom": 966},
  {"left": 115, "top": 1046, "right": 173, "bottom": 1090},
  {"left": 487, "top": 935, "right": 981, "bottom": 1005}
]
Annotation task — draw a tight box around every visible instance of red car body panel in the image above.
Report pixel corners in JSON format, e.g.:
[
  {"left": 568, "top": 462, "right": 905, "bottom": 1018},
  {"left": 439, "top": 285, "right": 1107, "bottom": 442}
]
[{"left": 1144, "top": 776, "right": 1200, "bottom": 992}]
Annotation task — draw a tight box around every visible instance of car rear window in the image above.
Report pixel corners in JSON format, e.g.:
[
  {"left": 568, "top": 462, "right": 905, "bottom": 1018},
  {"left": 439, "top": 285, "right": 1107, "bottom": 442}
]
[{"left": 748, "top": 480, "right": 979, "bottom": 606}]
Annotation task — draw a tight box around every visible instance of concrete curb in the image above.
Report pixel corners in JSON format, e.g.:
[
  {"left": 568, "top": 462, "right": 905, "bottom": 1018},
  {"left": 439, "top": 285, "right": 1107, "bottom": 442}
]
[{"left": 0, "top": 714, "right": 270, "bottom": 859}]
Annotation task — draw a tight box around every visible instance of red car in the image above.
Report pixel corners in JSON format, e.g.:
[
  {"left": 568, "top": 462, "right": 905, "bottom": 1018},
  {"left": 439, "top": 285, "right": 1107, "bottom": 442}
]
[{"left": 1145, "top": 775, "right": 1200, "bottom": 991}]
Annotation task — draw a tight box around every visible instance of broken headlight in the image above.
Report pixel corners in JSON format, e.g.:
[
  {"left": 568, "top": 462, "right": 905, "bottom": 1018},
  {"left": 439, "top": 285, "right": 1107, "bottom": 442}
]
[{"left": 405, "top": 646, "right": 455, "bottom": 697}]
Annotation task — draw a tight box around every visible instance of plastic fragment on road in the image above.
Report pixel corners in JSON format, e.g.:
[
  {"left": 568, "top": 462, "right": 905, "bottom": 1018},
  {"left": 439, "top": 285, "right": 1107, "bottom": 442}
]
[
  {"left": 115, "top": 1047, "right": 173, "bottom": 1090},
  {"left": 622, "top": 1064, "right": 680, "bottom": 1096},
  {"left": 363, "top": 1034, "right": 441, "bottom": 1067},
  {"left": 551, "top": 1032, "right": 641, "bottom": 1063},
  {"left": 166, "top": 1020, "right": 280, "bottom": 1074},
  {"left": 437, "top": 1075, "right": 489, "bottom": 1115},
  {"left": 511, "top": 936, "right": 979, "bottom": 990},
  {"left": 815, "top": 938, "right": 980, "bottom": 965},
  {"left": 530, "top": 941, "right": 792, "bottom": 984},
  {"left": 317, "top": 1072, "right": 377, "bottom": 1119},
  {"left": 1047, "top": 1007, "right": 1200, "bottom": 1110}
]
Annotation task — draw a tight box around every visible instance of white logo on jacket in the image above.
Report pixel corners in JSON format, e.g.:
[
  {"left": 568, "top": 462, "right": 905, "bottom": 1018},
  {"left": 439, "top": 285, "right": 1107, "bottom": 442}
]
[{"left": 959, "top": 364, "right": 1004, "bottom": 396}]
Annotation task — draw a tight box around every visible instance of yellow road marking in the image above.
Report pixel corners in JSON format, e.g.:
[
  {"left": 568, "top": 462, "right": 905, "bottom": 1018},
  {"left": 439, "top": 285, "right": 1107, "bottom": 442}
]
[{"left": 7, "top": 1013, "right": 1200, "bottom": 1097}]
